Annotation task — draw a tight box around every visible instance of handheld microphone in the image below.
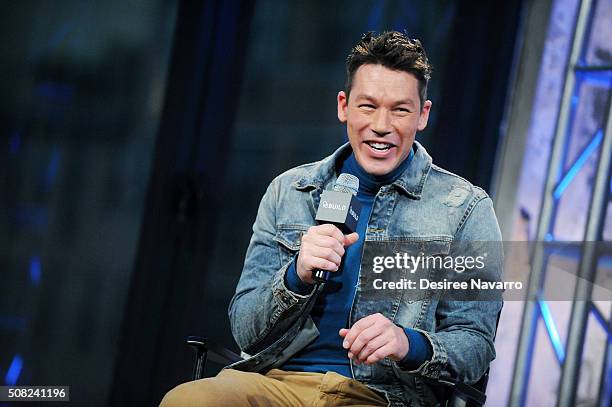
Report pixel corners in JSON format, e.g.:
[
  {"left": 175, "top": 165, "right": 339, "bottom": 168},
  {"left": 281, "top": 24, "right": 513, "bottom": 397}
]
[{"left": 312, "top": 173, "right": 361, "bottom": 283}]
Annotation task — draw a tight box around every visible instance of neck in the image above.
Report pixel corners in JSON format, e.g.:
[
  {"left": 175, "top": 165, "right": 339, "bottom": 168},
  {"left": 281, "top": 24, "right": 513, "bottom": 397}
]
[{"left": 342, "top": 147, "right": 414, "bottom": 196}]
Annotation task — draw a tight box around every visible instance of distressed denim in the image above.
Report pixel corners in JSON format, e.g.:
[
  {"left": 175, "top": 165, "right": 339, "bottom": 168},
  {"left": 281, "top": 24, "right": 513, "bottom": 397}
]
[{"left": 227, "top": 141, "right": 503, "bottom": 407}]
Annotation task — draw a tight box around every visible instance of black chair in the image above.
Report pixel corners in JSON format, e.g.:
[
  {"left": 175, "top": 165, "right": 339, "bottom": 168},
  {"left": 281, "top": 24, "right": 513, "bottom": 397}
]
[{"left": 185, "top": 336, "right": 490, "bottom": 407}]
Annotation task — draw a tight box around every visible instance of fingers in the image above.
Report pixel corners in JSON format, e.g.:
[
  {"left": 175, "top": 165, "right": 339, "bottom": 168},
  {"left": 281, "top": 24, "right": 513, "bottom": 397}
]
[
  {"left": 307, "top": 257, "right": 339, "bottom": 273},
  {"left": 364, "top": 343, "right": 396, "bottom": 365},
  {"left": 299, "top": 233, "right": 344, "bottom": 273},
  {"left": 345, "top": 323, "right": 384, "bottom": 363},
  {"left": 344, "top": 232, "right": 359, "bottom": 247},
  {"left": 303, "top": 234, "right": 345, "bottom": 258},
  {"left": 356, "top": 334, "right": 389, "bottom": 364},
  {"left": 341, "top": 314, "right": 380, "bottom": 361},
  {"left": 307, "top": 244, "right": 342, "bottom": 266},
  {"left": 308, "top": 225, "right": 359, "bottom": 248},
  {"left": 295, "top": 224, "right": 359, "bottom": 283},
  {"left": 310, "top": 224, "right": 345, "bottom": 243},
  {"left": 341, "top": 314, "right": 379, "bottom": 348},
  {"left": 339, "top": 313, "right": 409, "bottom": 365}
]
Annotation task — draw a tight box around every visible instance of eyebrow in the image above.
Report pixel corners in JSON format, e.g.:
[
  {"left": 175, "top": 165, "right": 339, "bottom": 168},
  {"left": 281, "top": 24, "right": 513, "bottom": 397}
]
[{"left": 354, "top": 94, "right": 416, "bottom": 107}]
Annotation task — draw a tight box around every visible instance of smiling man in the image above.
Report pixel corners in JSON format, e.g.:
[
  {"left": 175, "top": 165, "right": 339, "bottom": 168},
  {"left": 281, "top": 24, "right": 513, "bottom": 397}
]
[
  {"left": 161, "top": 31, "right": 502, "bottom": 407},
  {"left": 339, "top": 62, "right": 431, "bottom": 177}
]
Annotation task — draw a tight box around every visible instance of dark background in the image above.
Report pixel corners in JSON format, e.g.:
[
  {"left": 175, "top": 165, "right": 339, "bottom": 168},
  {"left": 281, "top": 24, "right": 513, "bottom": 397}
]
[{"left": 0, "top": 1, "right": 523, "bottom": 405}]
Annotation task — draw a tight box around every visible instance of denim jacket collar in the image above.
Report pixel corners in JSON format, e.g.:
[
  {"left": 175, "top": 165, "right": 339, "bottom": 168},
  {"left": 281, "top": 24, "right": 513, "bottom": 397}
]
[{"left": 292, "top": 140, "right": 432, "bottom": 199}]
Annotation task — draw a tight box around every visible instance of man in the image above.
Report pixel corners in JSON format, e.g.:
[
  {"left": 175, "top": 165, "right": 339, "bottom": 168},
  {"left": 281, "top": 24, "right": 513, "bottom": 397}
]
[{"left": 162, "top": 31, "right": 502, "bottom": 407}]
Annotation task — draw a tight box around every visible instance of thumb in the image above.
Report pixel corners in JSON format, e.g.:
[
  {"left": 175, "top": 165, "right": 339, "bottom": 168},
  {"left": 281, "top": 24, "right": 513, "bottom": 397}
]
[{"left": 344, "top": 232, "right": 359, "bottom": 247}]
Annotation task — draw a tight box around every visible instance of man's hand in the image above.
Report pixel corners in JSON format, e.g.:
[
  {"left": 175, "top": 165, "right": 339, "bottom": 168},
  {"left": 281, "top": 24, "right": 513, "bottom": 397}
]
[
  {"left": 339, "top": 313, "right": 409, "bottom": 365},
  {"left": 296, "top": 224, "right": 358, "bottom": 284}
]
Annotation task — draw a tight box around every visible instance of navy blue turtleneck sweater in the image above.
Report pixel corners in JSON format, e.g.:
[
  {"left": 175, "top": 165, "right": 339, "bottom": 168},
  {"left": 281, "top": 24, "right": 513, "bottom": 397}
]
[{"left": 281, "top": 149, "right": 432, "bottom": 377}]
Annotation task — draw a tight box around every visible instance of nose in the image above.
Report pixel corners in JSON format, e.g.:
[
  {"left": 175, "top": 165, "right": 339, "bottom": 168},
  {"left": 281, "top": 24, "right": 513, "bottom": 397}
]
[{"left": 371, "top": 109, "right": 391, "bottom": 137}]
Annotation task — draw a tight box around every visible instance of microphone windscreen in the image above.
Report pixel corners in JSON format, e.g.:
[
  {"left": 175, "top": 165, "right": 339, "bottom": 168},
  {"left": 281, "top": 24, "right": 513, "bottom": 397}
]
[{"left": 334, "top": 173, "right": 359, "bottom": 196}]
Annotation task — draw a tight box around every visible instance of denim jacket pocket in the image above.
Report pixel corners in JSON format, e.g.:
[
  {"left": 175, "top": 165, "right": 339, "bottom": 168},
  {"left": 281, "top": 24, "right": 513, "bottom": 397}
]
[
  {"left": 364, "top": 236, "right": 451, "bottom": 283},
  {"left": 273, "top": 225, "right": 309, "bottom": 264},
  {"left": 360, "top": 237, "right": 452, "bottom": 335},
  {"left": 415, "top": 238, "right": 452, "bottom": 296},
  {"left": 356, "top": 237, "right": 451, "bottom": 327}
]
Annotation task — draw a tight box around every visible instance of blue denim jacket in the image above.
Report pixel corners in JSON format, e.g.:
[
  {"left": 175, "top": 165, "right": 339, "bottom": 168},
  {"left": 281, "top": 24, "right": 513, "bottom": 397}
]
[{"left": 227, "top": 141, "right": 503, "bottom": 406}]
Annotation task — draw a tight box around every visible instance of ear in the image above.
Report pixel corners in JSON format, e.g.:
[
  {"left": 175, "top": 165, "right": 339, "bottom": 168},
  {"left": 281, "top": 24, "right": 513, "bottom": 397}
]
[
  {"left": 417, "top": 100, "right": 432, "bottom": 131},
  {"left": 337, "top": 91, "right": 348, "bottom": 123}
]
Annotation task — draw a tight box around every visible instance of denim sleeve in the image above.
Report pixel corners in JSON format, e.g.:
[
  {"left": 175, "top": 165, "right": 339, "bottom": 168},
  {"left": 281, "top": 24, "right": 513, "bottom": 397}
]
[
  {"left": 228, "top": 178, "right": 317, "bottom": 355},
  {"left": 393, "top": 196, "right": 503, "bottom": 385}
]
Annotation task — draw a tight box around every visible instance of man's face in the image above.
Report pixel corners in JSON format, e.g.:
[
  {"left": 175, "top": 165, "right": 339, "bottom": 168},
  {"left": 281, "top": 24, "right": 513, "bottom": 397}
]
[{"left": 337, "top": 64, "right": 432, "bottom": 176}]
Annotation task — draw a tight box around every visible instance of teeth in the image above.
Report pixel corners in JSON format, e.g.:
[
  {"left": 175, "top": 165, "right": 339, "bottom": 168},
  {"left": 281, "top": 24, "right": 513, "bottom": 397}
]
[{"left": 367, "top": 142, "right": 392, "bottom": 151}]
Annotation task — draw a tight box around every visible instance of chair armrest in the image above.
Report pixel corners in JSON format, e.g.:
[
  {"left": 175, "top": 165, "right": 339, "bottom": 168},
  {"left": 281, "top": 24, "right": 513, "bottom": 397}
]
[
  {"left": 186, "top": 336, "right": 243, "bottom": 380},
  {"left": 437, "top": 377, "right": 487, "bottom": 407}
]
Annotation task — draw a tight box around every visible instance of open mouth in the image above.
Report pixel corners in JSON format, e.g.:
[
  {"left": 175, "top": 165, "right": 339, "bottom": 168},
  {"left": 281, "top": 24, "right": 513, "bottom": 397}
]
[{"left": 365, "top": 141, "right": 395, "bottom": 151}]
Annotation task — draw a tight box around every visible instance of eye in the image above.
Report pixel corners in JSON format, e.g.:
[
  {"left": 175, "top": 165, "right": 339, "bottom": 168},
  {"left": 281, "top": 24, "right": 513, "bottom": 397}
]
[
  {"left": 358, "top": 104, "right": 376, "bottom": 110},
  {"left": 395, "top": 107, "right": 411, "bottom": 113}
]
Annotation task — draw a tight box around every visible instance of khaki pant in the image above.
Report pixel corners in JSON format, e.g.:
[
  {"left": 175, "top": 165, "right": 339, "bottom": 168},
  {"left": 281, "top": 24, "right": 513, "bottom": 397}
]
[{"left": 160, "top": 368, "right": 388, "bottom": 406}]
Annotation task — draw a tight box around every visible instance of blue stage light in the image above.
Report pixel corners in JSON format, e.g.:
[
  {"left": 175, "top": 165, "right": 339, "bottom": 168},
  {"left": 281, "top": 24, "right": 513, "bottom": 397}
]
[
  {"left": 4, "top": 354, "right": 23, "bottom": 386},
  {"left": 538, "top": 299, "right": 566, "bottom": 364},
  {"left": 30, "top": 256, "right": 41, "bottom": 286},
  {"left": 553, "top": 129, "right": 603, "bottom": 200},
  {"left": 44, "top": 148, "right": 61, "bottom": 189}
]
